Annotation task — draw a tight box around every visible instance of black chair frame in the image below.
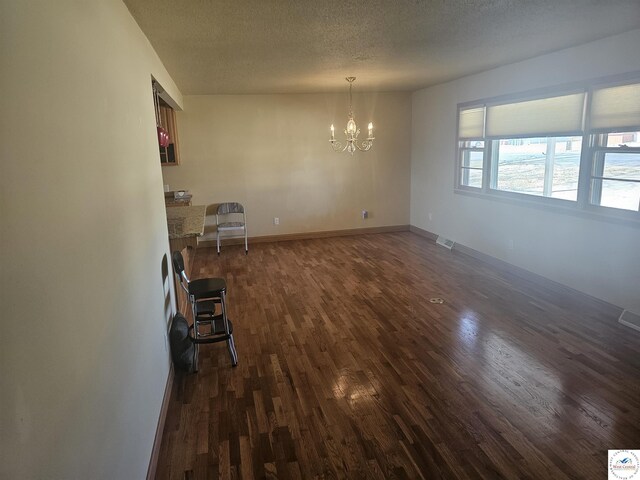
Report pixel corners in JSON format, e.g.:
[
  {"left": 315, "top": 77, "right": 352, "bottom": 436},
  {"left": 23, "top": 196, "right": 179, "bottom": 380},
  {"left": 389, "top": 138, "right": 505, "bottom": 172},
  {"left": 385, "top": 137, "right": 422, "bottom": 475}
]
[{"left": 172, "top": 251, "right": 238, "bottom": 370}]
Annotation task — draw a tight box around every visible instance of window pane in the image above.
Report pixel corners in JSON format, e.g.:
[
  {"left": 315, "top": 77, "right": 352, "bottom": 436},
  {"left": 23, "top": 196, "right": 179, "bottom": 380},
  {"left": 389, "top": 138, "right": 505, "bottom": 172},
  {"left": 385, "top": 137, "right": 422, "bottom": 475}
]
[
  {"left": 605, "top": 131, "right": 640, "bottom": 148},
  {"left": 460, "top": 168, "right": 482, "bottom": 188},
  {"left": 595, "top": 179, "right": 640, "bottom": 211},
  {"left": 494, "top": 137, "right": 581, "bottom": 201},
  {"left": 551, "top": 141, "right": 581, "bottom": 201},
  {"left": 602, "top": 152, "right": 640, "bottom": 180},
  {"left": 462, "top": 150, "right": 484, "bottom": 168}
]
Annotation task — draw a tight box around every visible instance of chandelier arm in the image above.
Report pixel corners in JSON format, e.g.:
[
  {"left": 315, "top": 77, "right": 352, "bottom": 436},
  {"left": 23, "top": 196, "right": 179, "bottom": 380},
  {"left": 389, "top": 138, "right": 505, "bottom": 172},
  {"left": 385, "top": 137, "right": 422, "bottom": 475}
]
[
  {"left": 356, "top": 141, "right": 373, "bottom": 152},
  {"left": 330, "top": 140, "right": 345, "bottom": 152}
]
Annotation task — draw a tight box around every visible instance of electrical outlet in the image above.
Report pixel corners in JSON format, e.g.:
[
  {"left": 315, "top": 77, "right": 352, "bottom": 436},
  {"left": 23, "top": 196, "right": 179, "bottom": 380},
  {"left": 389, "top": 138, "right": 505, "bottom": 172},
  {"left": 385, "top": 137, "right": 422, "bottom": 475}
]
[
  {"left": 362, "top": 210, "right": 368, "bottom": 219},
  {"left": 274, "top": 217, "right": 280, "bottom": 225},
  {"left": 428, "top": 212, "right": 433, "bottom": 221},
  {"left": 507, "top": 239, "right": 514, "bottom": 250}
]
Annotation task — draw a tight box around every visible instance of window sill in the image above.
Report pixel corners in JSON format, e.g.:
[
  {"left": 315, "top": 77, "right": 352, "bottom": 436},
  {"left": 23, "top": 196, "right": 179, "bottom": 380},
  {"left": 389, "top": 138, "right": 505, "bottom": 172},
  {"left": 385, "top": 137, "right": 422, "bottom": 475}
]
[{"left": 454, "top": 187, "right": 640, "bottom": 228}]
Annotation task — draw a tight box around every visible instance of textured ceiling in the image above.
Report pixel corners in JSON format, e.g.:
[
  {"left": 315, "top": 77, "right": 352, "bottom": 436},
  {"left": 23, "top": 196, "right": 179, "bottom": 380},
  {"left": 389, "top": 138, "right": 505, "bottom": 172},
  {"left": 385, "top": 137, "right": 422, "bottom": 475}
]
[{"left": 123, "top": 0, "right": 640, "bottom": 94}]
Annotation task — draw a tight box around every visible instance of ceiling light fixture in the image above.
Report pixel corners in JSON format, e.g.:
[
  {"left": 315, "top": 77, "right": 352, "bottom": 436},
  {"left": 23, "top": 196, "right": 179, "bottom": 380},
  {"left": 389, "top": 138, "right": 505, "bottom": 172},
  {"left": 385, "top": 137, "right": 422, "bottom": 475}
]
[{"left": 330, "top": 77, "right": 374, "bottom": 154}]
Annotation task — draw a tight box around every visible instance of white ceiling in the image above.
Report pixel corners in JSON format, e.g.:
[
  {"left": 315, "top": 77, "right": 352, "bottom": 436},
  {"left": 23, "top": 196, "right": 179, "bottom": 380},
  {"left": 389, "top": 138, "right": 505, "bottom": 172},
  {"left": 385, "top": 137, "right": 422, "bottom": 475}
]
[{"left": 123, "top": 0, "right": 640, "bottom": 94}]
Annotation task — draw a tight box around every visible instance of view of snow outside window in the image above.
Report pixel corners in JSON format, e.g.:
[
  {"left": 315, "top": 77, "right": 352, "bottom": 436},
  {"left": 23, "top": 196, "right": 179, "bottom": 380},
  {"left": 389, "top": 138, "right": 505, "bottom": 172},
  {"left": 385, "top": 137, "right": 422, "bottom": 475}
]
[
  {"left": 495, "top": 137, "right": 582, "bottom": 201},
  {"left": 460, "top": 144, "right": 483, "bottom": 188},
  {"left": 494, "top": 132, "right": 639, "bottom": 211},
  {"left": 598, "top": 132, "right": 640, "bottom": 211}
]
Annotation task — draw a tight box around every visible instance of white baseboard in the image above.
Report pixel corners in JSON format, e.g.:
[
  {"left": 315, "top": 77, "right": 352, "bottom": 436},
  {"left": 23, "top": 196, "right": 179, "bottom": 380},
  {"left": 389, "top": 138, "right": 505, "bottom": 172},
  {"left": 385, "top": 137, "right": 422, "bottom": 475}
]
[{"left": 146, "top": 363, "right": 174, "bottom": 480}]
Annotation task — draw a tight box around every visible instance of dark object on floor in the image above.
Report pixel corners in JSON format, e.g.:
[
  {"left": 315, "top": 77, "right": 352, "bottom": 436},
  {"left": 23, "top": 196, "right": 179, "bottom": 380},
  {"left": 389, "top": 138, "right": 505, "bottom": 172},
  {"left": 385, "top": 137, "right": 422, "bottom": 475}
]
[{"left": 168, "top": 312, "right": 194, "bottom": 372}]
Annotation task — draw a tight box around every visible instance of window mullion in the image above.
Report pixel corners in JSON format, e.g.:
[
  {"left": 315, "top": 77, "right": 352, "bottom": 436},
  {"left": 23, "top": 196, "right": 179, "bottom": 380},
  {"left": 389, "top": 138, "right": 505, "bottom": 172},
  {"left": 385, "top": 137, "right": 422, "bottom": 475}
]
[
  {"left": 461, "top": 149, "right": 469, "bottom": 185},
  {"left": 543, "top": 138, "right": 556, "bottom": 197},
  {"left": 488, "top": 140, "right": 499, "bottom": 190},
  {"left": 576, "top": 90, "right": 594, "bottom": 209},
  {"left": 482, "top": 141, "right": 491, "bottom": 192}
]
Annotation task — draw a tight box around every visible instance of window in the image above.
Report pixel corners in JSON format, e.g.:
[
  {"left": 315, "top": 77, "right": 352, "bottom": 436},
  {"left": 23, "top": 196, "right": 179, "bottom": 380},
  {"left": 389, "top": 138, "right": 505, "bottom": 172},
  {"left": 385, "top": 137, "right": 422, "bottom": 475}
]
[
  {"left": 459, "top": 140, "right": 484, "bottom": 188},
  {"left": 457, "top": 107, "right": 485, "bottom": 188},
  {"left": 491, "top": 136, "right": 582, "bottom": 201},
  {"left": 589, "top": 131, "right": 640, "bottom": 211},
  {"left": 455, "top": 75, "right": 640, "bottom": 220},
  {"left": 587, "top": 81, "right": 640, "bottom": 212}
]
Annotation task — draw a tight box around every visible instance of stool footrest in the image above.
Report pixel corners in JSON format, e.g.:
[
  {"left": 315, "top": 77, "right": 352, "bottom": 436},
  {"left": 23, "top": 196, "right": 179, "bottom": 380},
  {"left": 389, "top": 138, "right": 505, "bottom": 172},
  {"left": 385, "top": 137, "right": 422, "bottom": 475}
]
[
  {"left": 188, "top": 319, "right": 233, "bottom": 345},
  {"left": 195, "top": 313, "right": 224, "bottom": 322},
  {"left": 195, "top": 299, "right": 221, "bottom": 316}
]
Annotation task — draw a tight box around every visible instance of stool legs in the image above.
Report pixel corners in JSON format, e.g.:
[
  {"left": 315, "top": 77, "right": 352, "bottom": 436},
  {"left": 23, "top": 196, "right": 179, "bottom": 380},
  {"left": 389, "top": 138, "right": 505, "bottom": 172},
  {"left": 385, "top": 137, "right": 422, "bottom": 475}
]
[
  {"left": 189, "top": 291, "right": 238, "bottom": 372},
  {"left": 190, "top": 295, "right": 200, "bottom": 373},
  {"left": 220, "top": 291, "right": 239, "bottom": 367},
  {"left": 227, "top": 334, "right": 238, "bottom": 366}
]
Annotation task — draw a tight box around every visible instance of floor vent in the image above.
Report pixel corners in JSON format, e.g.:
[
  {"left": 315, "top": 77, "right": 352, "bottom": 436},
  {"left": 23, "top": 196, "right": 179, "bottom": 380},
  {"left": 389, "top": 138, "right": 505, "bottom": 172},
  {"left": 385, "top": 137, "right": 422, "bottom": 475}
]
[
  {"left": 436, "top": 236, "right": 455, "bottom": 250},
  {"left": 619, "top": 309, "right": 640, "bottom": 333}
]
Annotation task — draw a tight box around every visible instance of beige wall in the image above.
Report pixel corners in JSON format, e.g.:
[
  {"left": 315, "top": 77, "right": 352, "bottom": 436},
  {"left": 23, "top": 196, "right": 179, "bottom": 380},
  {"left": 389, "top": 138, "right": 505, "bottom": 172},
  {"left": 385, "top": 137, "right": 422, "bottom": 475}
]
[
  {"left": 0, "top": 1, "right": 182, "bottom": 478},
  {"left": 162, "top": 93, "right": 411, "bottom": 236},
  {"left": 411, "top": 29, "right": 640, "bottom": 313}
]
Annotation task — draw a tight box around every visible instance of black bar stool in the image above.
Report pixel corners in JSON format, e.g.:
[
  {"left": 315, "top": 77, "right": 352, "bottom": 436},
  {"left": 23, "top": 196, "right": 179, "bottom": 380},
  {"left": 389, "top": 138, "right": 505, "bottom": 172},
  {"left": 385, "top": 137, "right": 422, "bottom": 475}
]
[{"left": 171, "top": 251, "right": 238, "bottom": 370}]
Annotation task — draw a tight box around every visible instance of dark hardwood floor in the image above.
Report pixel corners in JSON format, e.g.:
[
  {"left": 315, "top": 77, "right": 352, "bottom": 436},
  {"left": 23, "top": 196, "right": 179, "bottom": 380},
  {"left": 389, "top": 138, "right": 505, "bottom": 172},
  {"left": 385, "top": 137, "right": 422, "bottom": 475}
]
[{"left": 156, "top": 232, "right": 640, "bottom": 479}]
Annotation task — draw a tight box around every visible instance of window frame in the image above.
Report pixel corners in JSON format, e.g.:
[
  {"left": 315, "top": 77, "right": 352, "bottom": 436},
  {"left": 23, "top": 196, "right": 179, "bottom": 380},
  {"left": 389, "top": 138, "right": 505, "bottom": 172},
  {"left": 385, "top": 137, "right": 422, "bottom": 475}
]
[
  {"left": 586, "top": 131, "right": 640, "bottom": 213},
  {"left": 453, "top": 72, "right": 640, "bottom": 225},
  {"left": 457, "top": 139, "right": 485, "bottom": 190},
  {"left": 455, "top": 106, "right": 487, "bottom": 192}
]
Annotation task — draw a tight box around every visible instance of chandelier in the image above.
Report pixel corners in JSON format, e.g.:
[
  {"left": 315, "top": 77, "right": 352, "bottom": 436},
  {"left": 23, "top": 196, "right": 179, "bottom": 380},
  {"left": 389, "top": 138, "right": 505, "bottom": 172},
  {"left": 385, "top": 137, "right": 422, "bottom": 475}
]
[{"left": 330, "top": 77, "right": 375, "bottom": 154}]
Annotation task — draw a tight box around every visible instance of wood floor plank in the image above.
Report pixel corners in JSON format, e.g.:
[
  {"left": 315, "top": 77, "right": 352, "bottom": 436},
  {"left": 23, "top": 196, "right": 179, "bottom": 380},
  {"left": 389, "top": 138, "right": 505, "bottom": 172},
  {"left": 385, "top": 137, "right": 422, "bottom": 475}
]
[{"left": 156, "top": 232, "right": 640, "bottom": 479}]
